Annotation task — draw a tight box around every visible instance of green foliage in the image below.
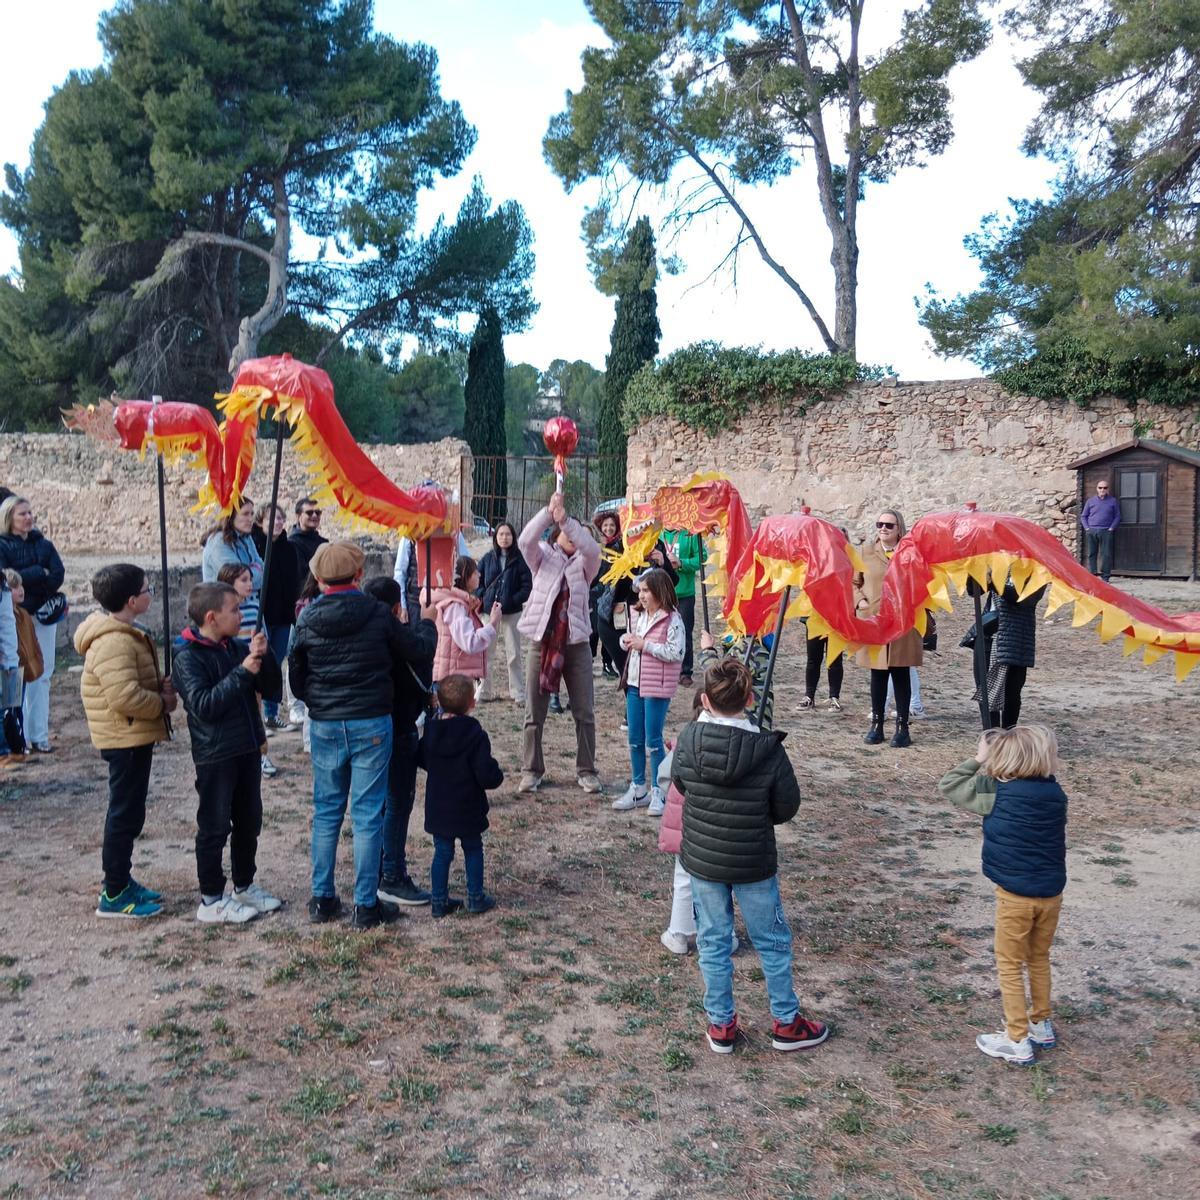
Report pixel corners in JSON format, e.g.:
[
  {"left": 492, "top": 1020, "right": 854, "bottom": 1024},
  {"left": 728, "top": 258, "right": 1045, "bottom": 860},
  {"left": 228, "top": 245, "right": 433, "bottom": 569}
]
[
  {"left": 601, "top": 218, "right": 659, "bottom": 495},
  {"left": 541, "top": 358, "right": 605, "bottom": 450},
  {"left": 504, "top": 362, "right": 541, "bottom": 453},
  {"left": 920, "top": 0, "right": 1200, "bottom": 405},
  {"left": 465, "top": 306, "right": 507, "bottom": 521},
  {"left": 624, "top": 343, "right": 883, "bottom": 435},
  {"left": 0, "top": 0, "right": 534, "bottom": 427},
  {"left": 546, "top": 1, "right": 990, "bottom": 354}
]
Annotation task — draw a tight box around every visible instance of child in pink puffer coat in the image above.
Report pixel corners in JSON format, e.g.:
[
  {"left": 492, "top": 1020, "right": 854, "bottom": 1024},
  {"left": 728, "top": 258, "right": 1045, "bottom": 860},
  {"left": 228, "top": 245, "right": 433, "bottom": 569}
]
[{"left": 432, "top": 556, "right": 501, "bottom": 685}]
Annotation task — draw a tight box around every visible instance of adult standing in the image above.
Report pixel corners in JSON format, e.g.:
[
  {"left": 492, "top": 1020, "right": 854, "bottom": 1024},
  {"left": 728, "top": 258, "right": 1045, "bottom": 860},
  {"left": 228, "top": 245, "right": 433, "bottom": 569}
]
[
  {"left": 591, "top": 511, "right": 623, "bottom": 678},
  {"left": 517, "top": 493, "right": 602, "bottom": 794},
  {"left": 1080, "top": 479, "right": 1120, "bottom": 582},
  {"left": 288, "top": 497, "right": 327, "bottom": 574},
  {"left": 0, "top": 496, "right": 66, "bottom": 754},
  {"left": 853, "top": 509, "right": 922, "bottom": 748},
  {"left": 662, "top": 528, "right": 703, "bottom": 686},
  {"left": 987, "top": 578, "right": 1047, "bottom": 728},
  {"left": 252, "top": 503, "right": 302, "bottom": 732},
  {"left": 202, "top": 498, "right": 264, "bottom": 591},
  {"left": 476, "top": 521, "right": 532, "bottom": 703}
]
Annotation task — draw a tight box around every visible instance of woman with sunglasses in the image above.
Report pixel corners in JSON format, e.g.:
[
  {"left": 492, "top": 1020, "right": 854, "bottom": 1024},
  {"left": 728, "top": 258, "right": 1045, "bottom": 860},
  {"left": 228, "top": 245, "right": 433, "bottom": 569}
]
[{"left": 852, "top": 509, "right": 922, "bottom": 748}]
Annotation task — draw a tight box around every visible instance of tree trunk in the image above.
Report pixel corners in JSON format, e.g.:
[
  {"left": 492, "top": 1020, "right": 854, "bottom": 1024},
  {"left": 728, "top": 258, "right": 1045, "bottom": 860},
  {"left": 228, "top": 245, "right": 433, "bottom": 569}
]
[
  {"left": 831, "top": 229, "right": 858, "bottom": 358},
  {"left": 227, "top": 174, "right": 290, "bottom": 378}
]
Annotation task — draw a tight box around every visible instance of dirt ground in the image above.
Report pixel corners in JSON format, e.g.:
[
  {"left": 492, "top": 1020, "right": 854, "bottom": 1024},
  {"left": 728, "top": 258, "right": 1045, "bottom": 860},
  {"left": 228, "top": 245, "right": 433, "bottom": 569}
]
[{"left": 1, "top": 578, "right": 1198, "bottom": 1200}]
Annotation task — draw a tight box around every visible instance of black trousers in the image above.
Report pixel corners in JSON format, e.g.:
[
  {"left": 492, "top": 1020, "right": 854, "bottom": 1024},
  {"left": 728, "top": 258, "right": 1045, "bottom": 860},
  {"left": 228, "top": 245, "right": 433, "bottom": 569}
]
[
  {"left": 870, "top": 667, "right": 911, "bottom": 721},
  {"left": 100, "top": 744, "right": 155, "bottom": 895},
  {"left": 990, "top": 665, "right": 1028, "bottom": 729},
  {"left": 597, "top": 612, "right": 627, "bottom": 674},
  {"left": 805, "top": 637, "right": 844, "bottom": 700},
  {"left": 194, "top": 751, "right": 262, "bottom": 897},
  {"left": 4, "top": 706, "right": 24, "bottom": 756},
  {"left": 677, "top": 594, "right": 696, "bottom": 678}
]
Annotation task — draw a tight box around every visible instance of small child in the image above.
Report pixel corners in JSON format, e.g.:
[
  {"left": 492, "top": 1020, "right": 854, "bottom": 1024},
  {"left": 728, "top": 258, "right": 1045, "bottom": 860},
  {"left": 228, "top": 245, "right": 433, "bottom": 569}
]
[
  {"left": 938, "top": 724, "right": 1067, "bottom": 1066},
  {"left": 74, "top": 564, "right": 177, "bottom": 917},
  {"left": 698, "top": 629, "right": 774, "bottom": 730},
  {"left": 0, "top": 573, "right": 19, "bottom": 767},
  {"left": 2, "top": 569, "right": 42, "bottom": 760},
  {"left": 431, "top": 556, "right": 501, "bottom": 686},
  {"left": 172, "top": 581, "right": 283, "bottom": 924},
  {"left": 418, "top": 673, "right": 504, "bottom": 917},
  {"left": 217, "top": 562, "right": 277, "bottom": 779},
  {"left": 613, "top": 568, "right": 686, "bottom": 814},
  {"left": 672, "top": 657, "right": 827, "bottom": 1055},
  {"left": 657, "top": 688, "right": 740, "bottom": 956}
]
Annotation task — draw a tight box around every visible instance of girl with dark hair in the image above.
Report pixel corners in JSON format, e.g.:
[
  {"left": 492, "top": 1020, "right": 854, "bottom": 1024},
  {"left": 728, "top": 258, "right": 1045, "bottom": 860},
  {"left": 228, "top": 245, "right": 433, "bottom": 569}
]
[
  {"left": 476, "top": 521, "right": 533, "bottom": 703},
  {"left": 431, "top": 555, "right": 502, "bottom": 686},
  {"left": 612, "top": 568, "right": 686, "bottom": 814},
  {"left": 201, "top": 498, "right": 264, "bottom": 593}
]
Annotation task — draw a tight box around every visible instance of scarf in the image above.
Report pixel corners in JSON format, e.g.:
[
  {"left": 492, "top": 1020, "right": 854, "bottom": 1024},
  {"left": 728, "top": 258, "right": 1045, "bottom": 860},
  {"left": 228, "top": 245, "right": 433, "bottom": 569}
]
[{"left": 539, "top": 580, "right": 571, "bottom": 693}]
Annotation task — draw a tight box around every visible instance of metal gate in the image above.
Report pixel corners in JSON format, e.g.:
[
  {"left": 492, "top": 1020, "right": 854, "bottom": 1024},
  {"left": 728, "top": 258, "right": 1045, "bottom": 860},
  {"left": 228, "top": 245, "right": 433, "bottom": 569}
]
[{"left": 464, "top": 454, "right": 624, "bottom": 534}]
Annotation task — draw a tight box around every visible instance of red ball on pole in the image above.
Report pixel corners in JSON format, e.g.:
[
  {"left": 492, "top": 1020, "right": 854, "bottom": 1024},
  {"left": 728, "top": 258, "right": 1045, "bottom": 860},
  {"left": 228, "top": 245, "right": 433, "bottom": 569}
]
[{"left": 543, "top": 416, "right": 579, "bottom": 491}]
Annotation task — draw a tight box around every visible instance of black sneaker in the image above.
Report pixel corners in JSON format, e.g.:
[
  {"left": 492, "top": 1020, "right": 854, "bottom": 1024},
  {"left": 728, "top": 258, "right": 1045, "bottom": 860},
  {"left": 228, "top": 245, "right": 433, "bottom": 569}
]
[
  {"left": 431, "top": 897, "right": 464, "bottom": 919},
  {"left": 548, "top": 694, "right": 565, "bottom": 715},
  {"left": 466, "top": 893, "right": 497, "bottom": 914},
  {"left": 602, "top": 664, "right": 618, "bottom": 680},
  {"left": 351, "top": 899, "right": 401, "bottom": 930},
  {"left": 378, "top": 875, "right": 432, "bottom": 906},
  {"left": 307, "top": 894, "right": 343, "bottom": 924}
]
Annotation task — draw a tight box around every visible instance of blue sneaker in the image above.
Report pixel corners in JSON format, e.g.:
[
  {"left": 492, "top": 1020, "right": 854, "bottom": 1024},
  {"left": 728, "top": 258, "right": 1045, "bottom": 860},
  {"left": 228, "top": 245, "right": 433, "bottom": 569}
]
[
  {"left": 96, "top": 885, "right": 162, "bottom": 919},
  {"left": 128, "top": 878, "right": 163, "bottom": 904}
]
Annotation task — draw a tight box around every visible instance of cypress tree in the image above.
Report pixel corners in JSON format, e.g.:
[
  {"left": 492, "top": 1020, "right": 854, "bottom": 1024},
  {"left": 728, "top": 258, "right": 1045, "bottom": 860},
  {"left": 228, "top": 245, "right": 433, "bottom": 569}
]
[
  {"left": 464, "top": 305, "right": 508, "bottom": 524},
  {"left": 600, "top": 218, "right": 660, "bottom": 497}
]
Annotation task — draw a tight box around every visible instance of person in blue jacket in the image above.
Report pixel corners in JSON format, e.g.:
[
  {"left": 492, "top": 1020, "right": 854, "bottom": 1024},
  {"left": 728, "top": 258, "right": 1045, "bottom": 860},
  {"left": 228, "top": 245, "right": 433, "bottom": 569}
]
[{"left": 939, "top": 724, "right": 1068, "bottom": 1067}]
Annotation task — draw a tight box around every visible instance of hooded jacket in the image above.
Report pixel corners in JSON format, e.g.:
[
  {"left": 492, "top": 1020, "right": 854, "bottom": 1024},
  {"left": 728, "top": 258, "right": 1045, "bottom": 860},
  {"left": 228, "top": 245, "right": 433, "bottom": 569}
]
[
  {"left": 672, "top": 717, "right": 801, "bottom": 884},
  {"left": 74, "top": 613, "right": 168, "bottom": 749},
  {"left": 517, "top": 507, "right": 601, "bottom": 645},
  {"left": 477, "top": 545, "right": 533, "bottom": 615},
  {"left": 172, "top": 628, "right": 280, "bottom": 763},
  {"left": 432, "top": 587, "right": 495, "bottom": 681},
  {"left": 419, "top": 713, "right": 504, "bottom": 839},
  {"left": 289, "top": 589, "right": 406, "bottom": 721},
  {"left": 0, "top": 529, "right": 65, "bottom": 614}
]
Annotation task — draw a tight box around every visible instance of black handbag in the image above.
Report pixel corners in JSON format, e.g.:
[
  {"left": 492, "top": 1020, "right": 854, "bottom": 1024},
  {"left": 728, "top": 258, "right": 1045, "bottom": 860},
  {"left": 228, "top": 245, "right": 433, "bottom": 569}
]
[
  {"left": 922, "top": 613, "right": 938, "bottom": 652},
  {"left": 34, "top": 593, "right": 68, "bottom": 626}
]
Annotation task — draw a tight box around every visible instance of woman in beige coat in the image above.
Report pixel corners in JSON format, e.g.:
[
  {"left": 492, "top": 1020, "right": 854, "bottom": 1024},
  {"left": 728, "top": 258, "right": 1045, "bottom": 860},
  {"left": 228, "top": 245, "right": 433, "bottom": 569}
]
[{"left": 853, "top": 508, "right": 922, "bottom": 747}]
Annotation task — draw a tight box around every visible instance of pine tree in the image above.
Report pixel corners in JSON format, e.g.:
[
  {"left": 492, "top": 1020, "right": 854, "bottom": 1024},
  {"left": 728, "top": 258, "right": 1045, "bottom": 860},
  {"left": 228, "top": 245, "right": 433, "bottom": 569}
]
[
  {"left": 464, "top": 305, "right": 507, "bottom": 524},
  {"left": 600, "top": 219, "right": 660, "bottom": 497}
]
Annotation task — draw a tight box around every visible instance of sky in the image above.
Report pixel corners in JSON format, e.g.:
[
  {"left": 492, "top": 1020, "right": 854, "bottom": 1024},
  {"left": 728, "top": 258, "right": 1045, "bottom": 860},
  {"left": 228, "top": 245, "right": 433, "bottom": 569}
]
[{"left": 0, "top": 1, "right": 1058, "bottom": 381}]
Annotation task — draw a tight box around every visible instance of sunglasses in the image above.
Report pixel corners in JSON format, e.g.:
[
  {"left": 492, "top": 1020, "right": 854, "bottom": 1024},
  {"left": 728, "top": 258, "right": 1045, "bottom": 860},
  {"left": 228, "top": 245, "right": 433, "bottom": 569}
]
[
  {"left": 876, "top": 521, "right": 897, "bottom": 530},
  {"left": 300, "top": 509, "right": 322, "bottom": 517}
]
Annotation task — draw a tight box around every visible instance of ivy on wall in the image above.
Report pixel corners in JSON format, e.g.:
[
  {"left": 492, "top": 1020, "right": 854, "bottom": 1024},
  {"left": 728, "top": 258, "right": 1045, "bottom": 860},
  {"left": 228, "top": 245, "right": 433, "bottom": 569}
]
[{"left": 622, "top": 342, "right": 886, "bottom": 434}]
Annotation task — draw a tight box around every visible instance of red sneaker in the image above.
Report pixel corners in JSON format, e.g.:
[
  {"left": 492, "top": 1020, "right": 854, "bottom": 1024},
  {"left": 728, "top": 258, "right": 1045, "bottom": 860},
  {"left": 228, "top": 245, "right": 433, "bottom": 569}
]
[
  {"left": 706, "top": 1015, "right": 740, "bottom": 1055},
  {"left": 771, "top": 1015, "right": 829, "bottom": 1052}
]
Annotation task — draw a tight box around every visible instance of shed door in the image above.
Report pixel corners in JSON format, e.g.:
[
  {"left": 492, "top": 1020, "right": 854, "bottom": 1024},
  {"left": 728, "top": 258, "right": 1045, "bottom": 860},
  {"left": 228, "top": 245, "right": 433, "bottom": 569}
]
[{"left": 1113, "top": 467, "right": 1165, "bottom": 572}]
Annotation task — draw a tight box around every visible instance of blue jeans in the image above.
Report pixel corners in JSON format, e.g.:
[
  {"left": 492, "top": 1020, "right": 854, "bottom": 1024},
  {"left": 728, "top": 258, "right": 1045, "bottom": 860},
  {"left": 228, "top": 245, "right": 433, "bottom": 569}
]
[
  {"left": 690, "top": 874, "right": 799, "bottom": 1026},
  {"left": 309, "top": 716, "right": 393, "bottom": 908},
  {"left": 262, "top": 624, "right": 292, "bottom": 717},
  {"left": 626, "top": 686, "right": 671, "bottom": 788},
  {"left": 381, "top": 726, "right": 420, "bottom": 882},
  {"left": 430, "top": 834, "right": 484, "bottom": 903}
]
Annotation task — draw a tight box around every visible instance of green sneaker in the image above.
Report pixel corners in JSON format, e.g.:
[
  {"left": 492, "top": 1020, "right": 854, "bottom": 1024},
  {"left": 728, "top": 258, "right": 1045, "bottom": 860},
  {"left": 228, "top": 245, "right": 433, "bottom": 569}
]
[
  {"left": 96, "top": 885, "right": 162, "bottom": 919},
  {"left": 128, "top": 878, "right": 163, "bottom": 904}
]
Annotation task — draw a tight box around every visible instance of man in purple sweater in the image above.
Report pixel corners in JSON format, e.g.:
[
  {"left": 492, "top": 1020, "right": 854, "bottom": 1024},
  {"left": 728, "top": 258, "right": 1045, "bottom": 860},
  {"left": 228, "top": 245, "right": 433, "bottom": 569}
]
[{"left": 1080, "top": 480, "right": 1120, "bottom": 581}]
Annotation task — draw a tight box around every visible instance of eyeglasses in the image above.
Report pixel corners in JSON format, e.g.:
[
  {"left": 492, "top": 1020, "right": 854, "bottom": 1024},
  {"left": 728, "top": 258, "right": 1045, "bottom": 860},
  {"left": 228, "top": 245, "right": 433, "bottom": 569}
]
[
  {"left": 1096, "top": 485, "right": 1109, "bottom": 490},
  {"left": 876, "top": 521, "right": 897, "bottom": 530},
  {"left": 138, "top": 586, "right": 154, "bottom": 597},
  {"left": 300, "top": 509, "right": 322, "bottom": 517}
]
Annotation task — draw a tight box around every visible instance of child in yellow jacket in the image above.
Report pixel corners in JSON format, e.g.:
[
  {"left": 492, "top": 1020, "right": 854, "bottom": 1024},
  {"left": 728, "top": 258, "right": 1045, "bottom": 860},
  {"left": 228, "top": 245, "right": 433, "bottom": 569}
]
[{"left": 75, "top": 564, "right": 177, "bottom": 918}]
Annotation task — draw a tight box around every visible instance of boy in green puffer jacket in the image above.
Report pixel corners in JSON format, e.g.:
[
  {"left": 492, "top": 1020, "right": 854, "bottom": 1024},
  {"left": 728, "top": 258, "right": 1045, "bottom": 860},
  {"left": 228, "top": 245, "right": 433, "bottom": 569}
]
[{"left": 672, "top": 657, "right": 828, "bottom": 1056}]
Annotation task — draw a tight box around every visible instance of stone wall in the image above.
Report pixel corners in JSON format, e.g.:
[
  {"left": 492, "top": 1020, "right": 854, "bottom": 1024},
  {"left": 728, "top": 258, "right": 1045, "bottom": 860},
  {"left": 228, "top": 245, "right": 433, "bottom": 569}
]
[
  {"left": 626, "top": 378, "right": 1200, "bottom": 546},
  {"left": 0, "top": 433, "right": 471, "bottom": 558}
]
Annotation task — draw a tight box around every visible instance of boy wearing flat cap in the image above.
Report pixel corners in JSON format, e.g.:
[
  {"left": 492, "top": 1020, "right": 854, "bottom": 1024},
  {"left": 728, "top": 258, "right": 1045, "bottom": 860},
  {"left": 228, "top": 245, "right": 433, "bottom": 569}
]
[{"left": 289, "top": 540, "right": 436, "bottom": 930}]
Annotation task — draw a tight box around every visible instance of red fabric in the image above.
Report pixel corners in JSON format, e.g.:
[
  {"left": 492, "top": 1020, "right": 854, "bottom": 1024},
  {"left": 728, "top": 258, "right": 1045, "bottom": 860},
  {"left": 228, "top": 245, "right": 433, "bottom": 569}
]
[
  {"left": 538, "top": 582, "right": 571, "bottom": 693},
  {"left": 543, "top": 416, "right": 579, "bottom": 479}
]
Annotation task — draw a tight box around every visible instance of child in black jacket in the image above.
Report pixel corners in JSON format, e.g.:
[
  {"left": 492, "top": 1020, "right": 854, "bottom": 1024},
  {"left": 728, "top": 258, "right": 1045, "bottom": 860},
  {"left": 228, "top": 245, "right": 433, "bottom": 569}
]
[
  {"left": 173, "top": 581, "right": 283, "bottom": 925},
  {"left": 418, "top": 674, "right": 504, "bottom": 917}
]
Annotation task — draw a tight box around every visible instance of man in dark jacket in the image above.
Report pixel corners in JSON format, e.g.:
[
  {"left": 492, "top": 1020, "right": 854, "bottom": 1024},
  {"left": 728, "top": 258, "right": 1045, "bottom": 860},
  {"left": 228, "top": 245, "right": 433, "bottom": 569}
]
[
  {"left": 672, "top": 657, "right": 827, "bottom": 1057},
  {"left": 418, "top": 674, "right": 504, "bottom": 917},
  {"left": 988, "top": 578, "right": 1047, "bottom": 728},
  {"left": 290, "top": 541, "right": 427, "bottom": 930},
  {"left": 173, "top": 581, "right": 283, "bottom": 925},
  {"left": 363, "top": 576, "right": 438, "bottom": 907},
  {"left": 288, "top": 497, "right": 327, "bottom": 572},
  {"left": 252, "top": 503, "right": 302, "bottom": 732}
]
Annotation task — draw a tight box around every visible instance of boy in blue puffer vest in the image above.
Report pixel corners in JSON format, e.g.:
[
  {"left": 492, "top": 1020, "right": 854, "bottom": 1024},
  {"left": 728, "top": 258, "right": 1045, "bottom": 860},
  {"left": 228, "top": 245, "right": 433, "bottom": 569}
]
[{"left": 939, "top": 724, "right": 1068, "bottom": 1066}]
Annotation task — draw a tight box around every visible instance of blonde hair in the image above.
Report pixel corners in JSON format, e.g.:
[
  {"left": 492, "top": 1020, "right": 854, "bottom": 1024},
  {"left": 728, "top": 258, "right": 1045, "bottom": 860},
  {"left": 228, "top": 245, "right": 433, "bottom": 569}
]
[
  {"left": 986, "top": 724, "right": 1059, "bottom": 782},
  {"left": 0, "top": 495, "right": 29, "bottom": 536},
  {"left": 3, "top": 568, "right": 21, "bottom": 590}
]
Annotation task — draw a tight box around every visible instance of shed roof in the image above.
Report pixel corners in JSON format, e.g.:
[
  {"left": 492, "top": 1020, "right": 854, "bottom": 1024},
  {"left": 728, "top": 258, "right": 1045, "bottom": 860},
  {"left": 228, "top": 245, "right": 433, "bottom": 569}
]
[{"left": 1066, "top": 438, "right": 1200, "bottom": 471}]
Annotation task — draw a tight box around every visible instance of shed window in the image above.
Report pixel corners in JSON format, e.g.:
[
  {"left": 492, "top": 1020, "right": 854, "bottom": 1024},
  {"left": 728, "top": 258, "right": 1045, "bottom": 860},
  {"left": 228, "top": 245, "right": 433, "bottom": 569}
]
[{"left": 1118, "top": 470, "right": 1158, "bottom": 525}]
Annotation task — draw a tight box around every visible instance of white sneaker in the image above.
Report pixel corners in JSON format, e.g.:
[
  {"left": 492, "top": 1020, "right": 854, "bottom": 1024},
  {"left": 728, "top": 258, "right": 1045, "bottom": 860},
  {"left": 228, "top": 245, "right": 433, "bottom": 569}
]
[
  {"left": 196, "top": 895, "right": 259, "bottom": 924},
  {"left": 976, "top": 1030, "right": 1034, "bottom": 1065},
  {"left": 909, "top": 705, "right": 928, "bottom": 720},
  {"left": 261, "top": 755, "right": 279, "bottom": 778},
  {"left": 518, "top": 772, "right": 542, "bottom": 793},
  {"left": 1027, "top": 1019, "right": 1056, "bottom": 1048},
  {"left": 660, "top": 929, "right": 690, "bottom": 955},
  {"left": 647, "top": 788, "right": 666, "bottom": 816},
  {"left": 577, "top": 773, "right": 603, "bottom": 794},
  {"left": 611, "top": 783, "right": 649, "bottom": 811},
  {"left": 233, "top": 882, "right": 282, "bottom": 913},
  {"left": 730, "top": 933, "right": 740, "bottom": 954}
]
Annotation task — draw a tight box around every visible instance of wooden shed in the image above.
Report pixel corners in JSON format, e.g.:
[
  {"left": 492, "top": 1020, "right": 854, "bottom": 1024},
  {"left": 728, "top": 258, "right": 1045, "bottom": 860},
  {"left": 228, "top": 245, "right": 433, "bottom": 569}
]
[{"left": 1067, "top": 438, "right": 1200, "bottom": 579}]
